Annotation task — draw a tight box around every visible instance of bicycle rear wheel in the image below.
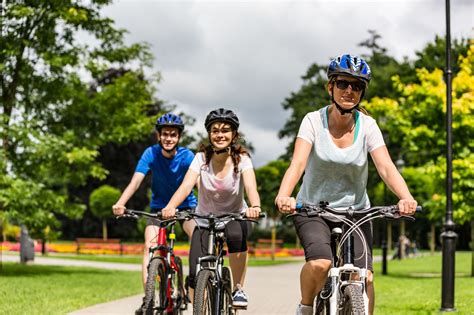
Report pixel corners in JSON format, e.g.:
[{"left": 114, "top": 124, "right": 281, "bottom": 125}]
[
  {"left": 221, "top": 266, "right": 234, "bottom": 315},
  {"left": 341, "top": 284, "right": 365, "bottom": 315},
  {"left": 193, "top": 269, "right": 215, "bottom": 315},
  {"left": 143, "top": 257, "right": 167, "bottom": 315}
]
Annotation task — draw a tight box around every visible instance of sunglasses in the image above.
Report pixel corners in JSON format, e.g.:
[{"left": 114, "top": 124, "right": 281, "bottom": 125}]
[{"left": 335, "top": 79, "right": 365, "bottom": 92}]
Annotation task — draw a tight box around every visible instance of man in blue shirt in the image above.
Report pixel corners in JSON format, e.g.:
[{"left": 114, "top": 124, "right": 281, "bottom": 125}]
[{"left": 112, "top": 113, "right": 197, "bottom": 314}]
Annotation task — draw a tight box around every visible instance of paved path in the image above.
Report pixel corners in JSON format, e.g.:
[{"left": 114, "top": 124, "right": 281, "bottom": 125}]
[{"left": 2, "top": 253, "right": 303, "bottom": 314}]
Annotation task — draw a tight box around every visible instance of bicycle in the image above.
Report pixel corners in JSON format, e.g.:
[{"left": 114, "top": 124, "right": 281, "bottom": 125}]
[
  {"left": 121, "top": 209, "right": 189, "bottom": 315},
  {"left": 187, "top": 212, "right": 265, "bottom": 315},
  {"left": 288, "top": 201, "right": 421, "bottom": 315}
]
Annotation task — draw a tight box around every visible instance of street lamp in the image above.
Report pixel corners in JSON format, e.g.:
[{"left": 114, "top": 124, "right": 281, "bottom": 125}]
[{"left": 441, "top": 0, "right": 457, "bottom": 311}]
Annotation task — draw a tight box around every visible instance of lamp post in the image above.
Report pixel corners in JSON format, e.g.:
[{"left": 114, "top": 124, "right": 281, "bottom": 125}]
[
  {"left": 440, "top": 0, "right": 457, "bottom": 311},
  {"left": 396, "top": 158, "right": 406, "bottom": 260}
]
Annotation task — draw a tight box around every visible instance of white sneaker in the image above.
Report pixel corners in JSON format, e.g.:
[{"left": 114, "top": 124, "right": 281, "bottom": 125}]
[
  {"left": 232, "top": 284, "right": 248, "bottom": 307},
  {"left": 296, "top": 303, "right": 313, "bottom": 315}
]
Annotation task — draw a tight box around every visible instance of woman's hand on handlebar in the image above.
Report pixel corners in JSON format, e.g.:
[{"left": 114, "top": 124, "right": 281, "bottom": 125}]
[
  {"left": 397, "top": 199, "right": 418, "bottom": 216},
  {"left": 112, "top": 204, "right": 126, "bottom": 216},
  {"left": 162, "top": 206, "right": 176, "bottom": 219},
  {"left": 275, "top": 196, "right": 296, "bottom": 214},
  {"left": 245, "top": 206, "right": 261, "bottom": 219}
]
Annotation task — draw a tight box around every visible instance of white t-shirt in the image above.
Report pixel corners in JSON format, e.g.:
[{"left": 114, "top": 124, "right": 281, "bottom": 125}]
[
  {"left": 189, "top": 152, "right": 253, "bottom": 218},
  {"left": 296, "top": 106, "right": 385, "bottom": 212}
]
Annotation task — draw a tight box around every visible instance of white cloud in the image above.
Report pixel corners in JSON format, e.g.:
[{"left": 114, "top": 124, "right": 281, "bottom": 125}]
[{"left": 104, "top": 0, "right": 473, "bottom": 166}]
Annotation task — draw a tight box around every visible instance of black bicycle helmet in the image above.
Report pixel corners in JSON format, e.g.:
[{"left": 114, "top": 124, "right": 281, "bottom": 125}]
[
  {"left": 204, "top": 108, "right": 240, "bottom": 131},
  {"left": 155, "top": 113, "right": 185, "bottom": 132},
  {"left": 327, "top": 54, "right": 372, "bottom": 85}
]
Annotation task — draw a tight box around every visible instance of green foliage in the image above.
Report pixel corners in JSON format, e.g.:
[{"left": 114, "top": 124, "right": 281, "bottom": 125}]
[
  {"left": 255, "top": 160, "right": 291, "bottom": 218},
  {"left": 0, "top": 1, "right": 164, "bottom": 236},
  {"left": 366, "top": 40, "right": 474, "bottom": 224},
  {"left": 89, "top": 185, "right": 120, "bottom": 220}
]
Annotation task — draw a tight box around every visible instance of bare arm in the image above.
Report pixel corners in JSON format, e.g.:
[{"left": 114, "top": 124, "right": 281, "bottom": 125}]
[
  {"left": 242, "top": 168, "right": 261, "bottom": 218},
  {"left": 370, "top": 145, "right": 417, "bottom": 214},
  {"left": 112, "top": 172, "right": 146, "bottom": 215},
  {"left": 162, "top": 169, "right": 199, "bottom": 218},
  {"left": 275, "top": 138, "right": 312, "bottom": 212}
]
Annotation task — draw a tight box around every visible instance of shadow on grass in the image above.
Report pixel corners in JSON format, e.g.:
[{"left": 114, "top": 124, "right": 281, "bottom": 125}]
[{"left": 0, "top": 262, "right": 123, "bottom": 277}]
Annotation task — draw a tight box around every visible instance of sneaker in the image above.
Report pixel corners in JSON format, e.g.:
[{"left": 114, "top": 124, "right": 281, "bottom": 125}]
[
  {"left": 135, "top": 297, "right": 145, "bottom": 315},
  {"left": 232, "top": 284, "right": 248, "bottom": 307},
  {"left": 296, "top": 303, "right": 313, "bottom": 315}
]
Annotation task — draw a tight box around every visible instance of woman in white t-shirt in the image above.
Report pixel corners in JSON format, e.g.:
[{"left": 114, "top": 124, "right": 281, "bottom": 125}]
[
  {"left": 275, "top": 54, "right": 418, "bottom": 315},
  {"left": 162, "top": 108, "right": 261, "bottom": 308}
]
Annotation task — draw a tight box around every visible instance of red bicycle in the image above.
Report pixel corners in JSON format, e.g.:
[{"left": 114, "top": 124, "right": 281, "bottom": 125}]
[{"left": 122, "top": 209, "right": 188, "bottom": 315}]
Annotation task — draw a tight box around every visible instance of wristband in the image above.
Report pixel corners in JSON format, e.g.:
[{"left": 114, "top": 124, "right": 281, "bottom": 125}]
[{"left": 250, "top": 205, "right": 261, "bottom": 208}]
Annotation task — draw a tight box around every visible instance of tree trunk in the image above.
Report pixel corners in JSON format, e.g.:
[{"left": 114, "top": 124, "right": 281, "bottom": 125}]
[
  {"left": 387, "top": 222, "right": 392, "bottom": 254},
  {"left": 400, "top": 220, "right": 406, "bottom": 259},
  {"left": 430, "top": 223, "right": 436, "bottom": 255},
  {"left": 102, "top": 219, "right": 108, "bottom": 241},
  {"left": 41, "top": 238, "right": 47, "bottom": 255}
]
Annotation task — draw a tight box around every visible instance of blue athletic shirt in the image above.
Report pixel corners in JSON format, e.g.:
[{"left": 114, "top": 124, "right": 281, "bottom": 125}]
[{"left": 135, "top": 144, "right": 197, "bottom": 210}]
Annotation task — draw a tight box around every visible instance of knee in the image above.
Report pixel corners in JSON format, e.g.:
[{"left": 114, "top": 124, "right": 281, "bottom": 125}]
[
  {"left": 306, "top": 259, "right": 331, "bottom": 275},
  {"left": 367, "top": 270, "right": 374, "bottom": 286}
]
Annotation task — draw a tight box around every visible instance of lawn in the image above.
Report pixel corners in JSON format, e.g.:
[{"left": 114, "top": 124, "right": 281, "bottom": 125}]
[
  {"left": 0, "top": 263, "right": 142, "bottom": 315},
  {"left": 374, "top": 252, "right": 474, "bottom": 314}
]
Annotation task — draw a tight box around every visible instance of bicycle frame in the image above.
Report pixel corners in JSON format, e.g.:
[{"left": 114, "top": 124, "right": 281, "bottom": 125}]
[
  {"left": 148, "top": 221, "right": 183, "bottom": 313},
  {"left": 121, "top": 209, "right": 187, "bottom": 314},
  {"left": 291, "top": 202, "right": 420, "bottom": 315},
  {"left": 195, "top": 216, "right": 229, "bottom": 315}
]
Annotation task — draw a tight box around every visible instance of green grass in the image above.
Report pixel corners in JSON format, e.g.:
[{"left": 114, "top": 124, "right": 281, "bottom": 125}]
[
  {"left": 374, "top": 252, "right": 474, "bottom": 314},
  {"left": 0, "top": 263, "right": 142, "bottom": 315},
  {"left": 41, "top": 252, "right": 301, "bottom": 266}
]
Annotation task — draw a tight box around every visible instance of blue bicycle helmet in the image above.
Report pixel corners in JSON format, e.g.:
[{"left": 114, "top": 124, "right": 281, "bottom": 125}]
[
  {"left": 327, "top": 54, "right": 372, "bottom": 85},
  {"left": 155, "top": 113, "right": 185, "bottom": 132},
  {"left": 204, "top": 108, "right": 240, "bottom": 131}
]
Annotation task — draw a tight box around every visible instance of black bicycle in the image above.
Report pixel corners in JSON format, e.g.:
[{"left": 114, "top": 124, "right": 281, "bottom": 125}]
[
  {"left": 288, "top": 201, "right": 421, "bottom": 315},
  {"left": 121, "top": 209, "right": 189, "bottom": 315},
  {"left": 188, "top": 212, "right": 265, "bottom": 315}
]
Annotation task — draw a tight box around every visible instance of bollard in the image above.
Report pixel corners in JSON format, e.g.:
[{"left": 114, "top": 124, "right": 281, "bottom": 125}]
[
  {"left": 382, "top": 240, "right": 388, "bottom": 275},
  {"left": 20, "top": 225, "right": 35, "bottom": 264}
]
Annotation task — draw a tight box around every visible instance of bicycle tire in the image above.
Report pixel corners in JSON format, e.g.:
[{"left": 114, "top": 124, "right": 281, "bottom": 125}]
[
  {"left": 221, "top": 266, "right": 234, "bottom": 315},
  {"left": 193, "top": 269, "right": 215, "bottom": 315},
  {"left": 314, "top": 295, "right": 329, "bottom": 315},
  {"left": 172, "top": 256, "right": 185, "bottom": 315},
  {"left": 143, "top": 257, "right": 167, "bottom": 315},
  {"left": 340, "top": 284, "right": 365, "bottom": 315}
]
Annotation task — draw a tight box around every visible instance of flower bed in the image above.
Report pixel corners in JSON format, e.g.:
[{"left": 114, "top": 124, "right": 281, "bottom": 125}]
[{"left": 0, "top": 241, "right": 304, "bottom": 257}]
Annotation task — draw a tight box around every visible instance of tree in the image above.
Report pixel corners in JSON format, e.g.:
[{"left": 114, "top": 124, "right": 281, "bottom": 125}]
[
  {"left": 0, "top": 0, "right": 160, "bottom": 238},
  {"left": 365, "top": 40, "right": 474, "bottom": 263},
  {"left": 89, "top": 185, "right": 120, "bottom": 240},
  {"left": 255, "top": 160, "right": 292, "bottom": 259}
]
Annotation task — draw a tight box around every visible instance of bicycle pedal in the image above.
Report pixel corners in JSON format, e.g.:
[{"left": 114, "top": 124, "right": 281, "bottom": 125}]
[{"left": 232, "top": 305, "right": 247, "bottom": 310}]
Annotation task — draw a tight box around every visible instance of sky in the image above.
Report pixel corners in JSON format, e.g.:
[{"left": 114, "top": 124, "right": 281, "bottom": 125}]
[{"left": 103, "top": 0, "right": 473, "bottom": 167}]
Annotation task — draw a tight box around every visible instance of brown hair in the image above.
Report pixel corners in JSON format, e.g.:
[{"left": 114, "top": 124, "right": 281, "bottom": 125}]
[{"left": 199, "top": 131, "right": 250, "bottom": 174}]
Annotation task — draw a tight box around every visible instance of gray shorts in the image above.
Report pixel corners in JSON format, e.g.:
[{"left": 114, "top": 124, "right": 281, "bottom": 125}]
[{"left": 293, "top": 215, "right": 373, "bottom": 271}]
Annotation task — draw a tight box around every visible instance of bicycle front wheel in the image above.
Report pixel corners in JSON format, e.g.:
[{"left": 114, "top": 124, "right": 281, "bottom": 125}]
[
  {"left": 193, "top": 269, "right": 215, "bottom": 315},
  {"left": 314, "top": 295, "right": 329, "bottom": 315},
  {"left": 172, "top": 256, "right": 185, "bottom": 315},
  {"left": 143, "top": 257, "right": 167, "bottom": 315},
  {"left": 221, "top": 266, "right": 234, "bottom": 315},
  {"left": 341, "top": 284, "right": 365, "bottom": 315}
]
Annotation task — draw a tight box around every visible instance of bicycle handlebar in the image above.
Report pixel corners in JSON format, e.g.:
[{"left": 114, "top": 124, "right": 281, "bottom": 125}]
[
  {"left": 120, "top": 209, "right": 266, "bottom": 223},
  {"left": 288, "top": 202, "right": 422, "bottom": 219}
]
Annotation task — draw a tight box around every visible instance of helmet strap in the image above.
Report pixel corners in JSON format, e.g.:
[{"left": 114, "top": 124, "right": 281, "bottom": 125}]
[{"left": 330, "top": 86, "right": 364, "bottom": 115}]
